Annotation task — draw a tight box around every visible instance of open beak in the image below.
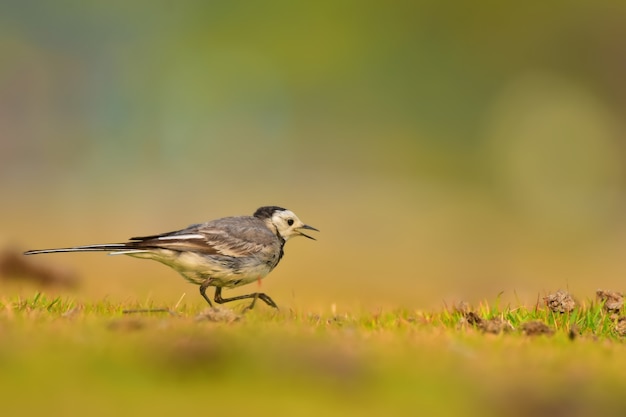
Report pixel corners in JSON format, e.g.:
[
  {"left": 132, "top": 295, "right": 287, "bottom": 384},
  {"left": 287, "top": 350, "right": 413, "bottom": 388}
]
[{"left": 297, "top": 224, "right": 319, "bottom": 240}]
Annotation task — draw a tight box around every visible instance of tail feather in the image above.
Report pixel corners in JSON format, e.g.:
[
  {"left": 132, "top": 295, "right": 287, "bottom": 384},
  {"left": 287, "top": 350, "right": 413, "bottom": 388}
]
[{"left": 24, "top": 244, "right": 129, "bottom": 255}]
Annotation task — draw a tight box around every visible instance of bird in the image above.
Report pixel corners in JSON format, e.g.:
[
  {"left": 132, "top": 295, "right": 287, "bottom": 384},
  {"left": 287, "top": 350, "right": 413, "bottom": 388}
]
[{"left": 24, "top": 206, "right": 318, "bottom": 310}]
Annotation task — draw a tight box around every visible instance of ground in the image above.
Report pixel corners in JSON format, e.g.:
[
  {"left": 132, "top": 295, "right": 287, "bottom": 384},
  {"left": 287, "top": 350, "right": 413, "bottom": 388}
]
[{"left": 1, "top": 292, "right": 625, "bottom": 417}]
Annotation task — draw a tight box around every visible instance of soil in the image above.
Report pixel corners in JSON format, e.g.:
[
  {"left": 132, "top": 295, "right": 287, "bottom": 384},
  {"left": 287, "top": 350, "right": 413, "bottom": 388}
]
[
  {"left": 520, "top": 320, "right": 554, "bottom": 336},
  {"left": 543, "top": 290, "right": 576, "bottom": 313},
  {"left": 596, "top": 290, "right": 623, "bottom": 314}
]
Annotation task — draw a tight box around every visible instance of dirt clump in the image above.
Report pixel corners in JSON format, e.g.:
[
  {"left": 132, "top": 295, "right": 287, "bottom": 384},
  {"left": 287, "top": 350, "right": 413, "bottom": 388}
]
[
  {"left": 465, "top": 311, "right": 483, "bottom": 326},
  {"left": 107, "top": 318, "right": 146, "bottom": 332},
  {"left": 596, "top": 290, "right": 623, "bottom": 314},
  {"left": 520, "top": 320, "right": 554, "bottom": 336},
  {"left": 0, "top": 247, "right": 78, "bottom": 288},
  {"left": 568, "top": 324, "right": 580, "bottom": 341},
  {"left": 543, "top": 290, "right": 576, "bottom": 313},
  {"left": 480, "top": 317, "right": 513, "bottom": 334},
  {"left": 195, "top": 307, "right": 242, "bottom": 323},
  {"left": 615, "top": 317, "right": 626, "bottom": 337},
  {"left": 453, "top": 301, "right": 472, "bottom": 315},
  {"left": 457, "top": 306, "right": 512, "bottom": 334}
]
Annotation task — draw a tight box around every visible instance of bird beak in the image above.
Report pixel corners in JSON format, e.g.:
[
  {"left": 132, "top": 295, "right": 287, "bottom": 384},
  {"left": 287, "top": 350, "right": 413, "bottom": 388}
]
[{"left": 297, "top": 224, "right": 319, "bottom": 240}]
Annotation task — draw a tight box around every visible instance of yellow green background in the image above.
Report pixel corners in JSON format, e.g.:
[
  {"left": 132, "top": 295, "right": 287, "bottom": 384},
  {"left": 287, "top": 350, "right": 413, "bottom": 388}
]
[{"left": 3, "top": 1, "right": 626, "bottom": 309}]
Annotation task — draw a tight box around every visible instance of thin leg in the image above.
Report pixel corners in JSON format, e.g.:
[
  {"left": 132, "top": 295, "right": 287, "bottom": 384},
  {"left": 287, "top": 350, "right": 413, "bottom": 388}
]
[
  {"left": 213, "top": 287, "right": 278, "bottom": 310},
  {"left": 199, "top": 280, "right": 214, "bottom": 307}
]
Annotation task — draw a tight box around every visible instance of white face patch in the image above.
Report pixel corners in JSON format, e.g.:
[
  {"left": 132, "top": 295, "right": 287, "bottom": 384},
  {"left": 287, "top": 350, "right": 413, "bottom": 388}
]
[{"left": 271, "top": 210, "right": 305, "bottom": 240}]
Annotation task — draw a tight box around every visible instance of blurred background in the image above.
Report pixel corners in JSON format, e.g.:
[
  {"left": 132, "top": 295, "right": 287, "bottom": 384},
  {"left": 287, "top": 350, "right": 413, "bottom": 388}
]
[{"left": 2, "top": 0, "right": 626, "bottom": 310}]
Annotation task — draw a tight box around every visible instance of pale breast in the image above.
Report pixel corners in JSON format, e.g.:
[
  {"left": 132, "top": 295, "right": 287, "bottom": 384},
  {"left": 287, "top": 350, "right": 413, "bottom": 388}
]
[{"left": 128, "top": 248, "right": 278, "bottom": 288}]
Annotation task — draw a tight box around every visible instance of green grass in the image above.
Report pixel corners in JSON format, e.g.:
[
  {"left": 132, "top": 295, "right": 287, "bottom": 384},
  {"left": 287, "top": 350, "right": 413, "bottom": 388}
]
[{"left": 1, "top": 293, "right": 625, "bottom": 417}]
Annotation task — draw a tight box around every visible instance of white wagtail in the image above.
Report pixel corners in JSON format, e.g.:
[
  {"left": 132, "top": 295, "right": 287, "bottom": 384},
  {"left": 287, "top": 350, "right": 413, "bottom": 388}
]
[{"left": 24, "top": 206, "right": 318, "bottom": 310}]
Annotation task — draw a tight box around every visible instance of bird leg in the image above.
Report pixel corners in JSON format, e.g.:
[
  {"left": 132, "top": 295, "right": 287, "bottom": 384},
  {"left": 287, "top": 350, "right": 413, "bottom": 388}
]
[
  {"left": 199, "top": 279, "right": 214, "bottom": 307},
  {"left": 213, "top": 287, "right": 278, "bottom": 311}
]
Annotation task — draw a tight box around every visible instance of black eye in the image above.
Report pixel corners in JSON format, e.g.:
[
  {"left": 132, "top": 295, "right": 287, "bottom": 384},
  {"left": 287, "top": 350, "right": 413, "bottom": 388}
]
[{"left": 287, "top": 219, "right": 294, "bottom": 226}]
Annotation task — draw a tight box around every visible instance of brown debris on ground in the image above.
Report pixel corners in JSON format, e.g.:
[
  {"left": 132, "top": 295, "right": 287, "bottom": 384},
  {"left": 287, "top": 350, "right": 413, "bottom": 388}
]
[
  {"left": 195, "top": 307, "right": 242, "bottom": 323},
  {"left": 465, "top": 311, "right": 483, "bottom": 326},
  {"left": 596, "top": 290, "right": 623, "bottom": 314},
  {"left": 107, "top": 318, "right": 146, "bottom": 332},
  {"left": 543, "top": 289, "right": 576, "bottom": 313},
  {"left": 615, "top": 317, "right": 626, "bottom": 337},
  {"left": 480, "top": 317, "right": 513, "bottom": 334},
  {"left": 568, "top": 324, "right": 580, "bottom": 341},
  {"left": 457, "top": 305, "right": 512, "bottom": 334},
  {"left": 0, "top": 247, "right": 78, "bottom": 288},
  {"left": 453, "top": 301, "right": 471, "bottom": 315},
  {"left": 520, "top": 320, "right": 554, "bottom": 336}
]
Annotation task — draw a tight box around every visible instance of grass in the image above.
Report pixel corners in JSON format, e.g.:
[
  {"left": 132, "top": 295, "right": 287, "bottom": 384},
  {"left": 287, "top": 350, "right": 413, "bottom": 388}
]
[{"left": 1, "top": 292, "right": 625, "bottom": 417}]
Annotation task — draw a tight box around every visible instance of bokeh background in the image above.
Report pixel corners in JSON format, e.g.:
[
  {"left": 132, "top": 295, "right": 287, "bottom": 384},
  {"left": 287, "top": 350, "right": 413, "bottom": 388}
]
[{"left": 2, "top": 1, "right": 626, "bottom": 310}]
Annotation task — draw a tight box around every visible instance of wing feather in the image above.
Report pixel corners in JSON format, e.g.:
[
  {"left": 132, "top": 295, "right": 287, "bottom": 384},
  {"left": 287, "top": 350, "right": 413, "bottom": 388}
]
[{"left": 126, "top": 216, "right": 277, "bottom": 257}]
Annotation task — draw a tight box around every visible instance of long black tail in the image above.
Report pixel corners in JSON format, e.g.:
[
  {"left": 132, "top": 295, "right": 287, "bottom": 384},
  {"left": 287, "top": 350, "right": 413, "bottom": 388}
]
[{"left": 24, "top": 244, "right": 129, "bottom": 255}]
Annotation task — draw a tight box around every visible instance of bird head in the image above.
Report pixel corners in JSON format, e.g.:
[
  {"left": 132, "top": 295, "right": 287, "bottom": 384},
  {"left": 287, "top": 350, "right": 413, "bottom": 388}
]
[{"left": 254, "top": 206, "right": 319, "bottom": 241}]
